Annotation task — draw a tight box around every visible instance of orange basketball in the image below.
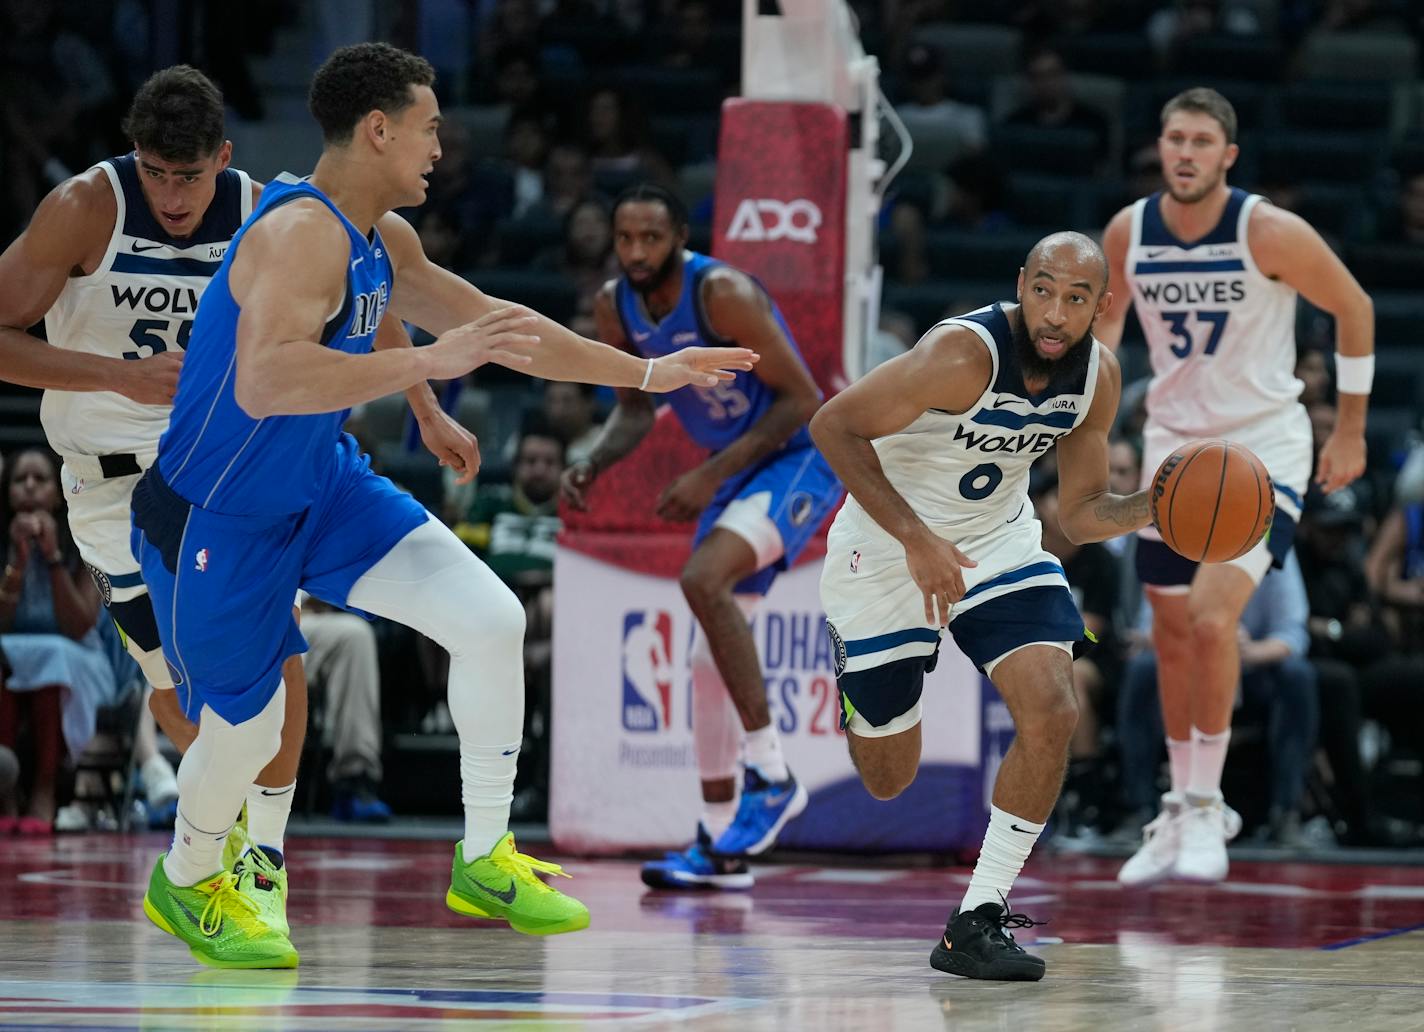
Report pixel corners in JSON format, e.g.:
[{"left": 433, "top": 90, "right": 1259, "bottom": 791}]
[{"left": 1150, "top": 440, "right": 1275, "bottom": 563}]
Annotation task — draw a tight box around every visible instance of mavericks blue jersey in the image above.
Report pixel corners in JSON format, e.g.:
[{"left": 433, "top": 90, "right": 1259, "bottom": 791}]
[
  {"left": 614, "top": 251, "right": 815, "bottom": 453},
  {"left": 158, "top": 175, "right": 393, "bottom": 516}
]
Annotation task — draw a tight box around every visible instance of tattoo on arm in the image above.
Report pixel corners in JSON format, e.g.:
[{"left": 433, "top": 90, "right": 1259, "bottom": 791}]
[{"left": 1092, "top": 491, "right": 1150, "bottom": 529}]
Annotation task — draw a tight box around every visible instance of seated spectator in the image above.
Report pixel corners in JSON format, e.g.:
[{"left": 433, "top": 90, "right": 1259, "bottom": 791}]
[
  {"left": 1295, "top": 345, "right": 1332, "bottom": 406},
  {"left": 0, "top": 449, "right": 114, "bottom": 834},
  {"left": 1032, "top": 469, "right": 1123, "bottom": 832},
  {"left": 1298, "top": 483, "right": 1386, "bottom": 843},
  {"left": 533, "top": 196, "right": 618, "bottom": 314},
  {"left": 456, "top": 423, "right": 564, "bottom": 587},
  {"left": 1003, "top": 45, "right": 1110, "bottom": 166},
  {"left": 1146, "top": 0, "right": 1262, "bottom": 66},
  {"left": 897, "top": 43, "right": 986, "bottom": 161},
  {"left": 300, "top": 596, "right": 391, "bottom": 823},
  {"left": 542, "top": 381, "right": 603, "bottom": 466},
  {"left": 581, "top": 87, "right": 673, "bottom": 186},
  {"left": 1379, "top": 168, "right": 1424, "bottom": 247},
  {"left": 504, "top": 108, "right": 551, "bottom": 220}
]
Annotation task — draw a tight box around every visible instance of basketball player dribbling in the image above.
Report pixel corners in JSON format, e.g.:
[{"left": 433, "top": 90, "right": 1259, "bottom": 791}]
[
  {"left": 129, "top": 43, "right": 753, "bottom": 969},
  {"left": 813, "top": 232, "right": 1152, "bottom": 981},
  {"left": 1099, "top": 88, "right": 1374, "bottom": 886},
  {"left": 0, "top": 67, "right": 322, "bottom": 920}
]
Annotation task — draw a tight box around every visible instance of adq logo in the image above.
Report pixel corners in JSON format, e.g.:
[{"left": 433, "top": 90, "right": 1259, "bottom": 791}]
[{"left": 727, "top": 198, "right": 822, "bottom": 244}]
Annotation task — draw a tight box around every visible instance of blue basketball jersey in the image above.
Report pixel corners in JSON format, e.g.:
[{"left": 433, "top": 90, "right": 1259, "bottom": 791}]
[
  {"left": 614, "top": 251, "right": 815, "bottom": 452},
  {"left": 158, "top": 175, "right": 394, "bottom": 516}
]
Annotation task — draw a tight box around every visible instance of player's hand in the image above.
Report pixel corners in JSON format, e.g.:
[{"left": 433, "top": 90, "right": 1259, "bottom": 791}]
[
  {"left": 903, "top": 526, "right": 978, "bottom": 626},
  {"left": 118, "top": 352, "right": 184, "bottom": 406},
  {"left": 424, "top": 306, "right": 541, "bottom": 380},
  {"left": 644, "top": 347, "right": 758, "bottom": 392},
  {"left": 1315, "top": 430, "right": 1366, "bottom": 494},
  {"left": 149, "top": 687, "right": 197, "bottom": 753},
  {"left": 7, "top": 515, "right": 32, "bottom": 567},
  {"left": 32, "top": 511, "right": 59, "bottom": 561},
  {"left": 418, "top": 408, "right": 481, "bottom": 485},
  {"left": 655, "top": 466, "right": 719, "bottom": 522},
  {"left": 560, "top": 459, "right": 598, "bottom": 511}
]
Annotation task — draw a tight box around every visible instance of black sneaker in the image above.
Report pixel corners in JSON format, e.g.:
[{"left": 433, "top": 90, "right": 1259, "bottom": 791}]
[{"left": 929, "top": 901, "right": 1047, "bottom": 981}]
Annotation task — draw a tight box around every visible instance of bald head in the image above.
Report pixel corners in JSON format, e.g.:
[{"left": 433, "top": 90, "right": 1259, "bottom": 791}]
[{"left": 1025, "top": 231, "right": 1108, "bottom": 294}]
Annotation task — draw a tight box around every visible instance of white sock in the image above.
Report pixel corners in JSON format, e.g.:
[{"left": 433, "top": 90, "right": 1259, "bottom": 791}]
[
  {"left": 961, "top": 806, "right": 1044, "bottom": 913},
  {"left": 460, "top": 741, "right": 519, "bottom": 858},
  {"left": 702, "top": 799, "right": 738, "bottom": 840},
  {"left": 1187, "top": 726, "right": 1231, "bottom": 801},
  {"left": 744, "top": 724, "right": 788, "bottom": 782},
  {"left": 1166, "top": 737, "right": 1191, "bottom": 796},
  {"left": 164, "top": 686, "right": 285, "bottom": 887},
  {"left": 245, "top": 781, "right": 295, "bottom": 857}
]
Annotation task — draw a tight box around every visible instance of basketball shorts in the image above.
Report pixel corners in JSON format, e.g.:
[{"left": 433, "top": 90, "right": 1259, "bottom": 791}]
[
  {"left": 131, "top": 432, "right": 428, "bottom": 724},
  {"left": 693, "top": 441, "right": 842, "bottom": 596},
  {"left": 1136, "top": 405, "right": 1311, "bottom": 590},
  {"left": 60, "top": 451, "right": 166, "bottom": 657},
  {"left": 820, "top": 500, "right": 1083, "bottom": 737}
]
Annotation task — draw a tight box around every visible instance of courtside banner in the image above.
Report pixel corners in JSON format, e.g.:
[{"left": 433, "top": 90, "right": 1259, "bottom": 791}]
[
  {"left": 713, "top": 99, "right": 848, "bottom": 393},
  {"left": 549, "top": 546, "right": 984, "bottom": 854}
]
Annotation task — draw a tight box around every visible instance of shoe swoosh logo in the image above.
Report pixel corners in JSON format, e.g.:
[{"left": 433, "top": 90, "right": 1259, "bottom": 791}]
[
  {"left": 942, "top": 935, "right": 952, "bottom": 950},
  {"left": 131, "top": 241, "right": 165, "bottom": 253},
  {"left": 169, "top": 892, "right": 220, "bottom": 937},
  {"left": 471, "top": 877, "right": 517, "bottom": 905},
  {"left": 765, "top": 789, "right": 793, "bottom": 806}
]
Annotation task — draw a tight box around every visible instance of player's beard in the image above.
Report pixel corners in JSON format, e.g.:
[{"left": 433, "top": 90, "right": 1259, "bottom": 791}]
[
  {"left": 1168, "top": 162, "right": 1225, "bottom": 204},
  {"left": 628, "top": 248, "right": 682, "bottom": 296},
  {"left": 1011, "top": 311, "right": 1095, "bottom": 390}
]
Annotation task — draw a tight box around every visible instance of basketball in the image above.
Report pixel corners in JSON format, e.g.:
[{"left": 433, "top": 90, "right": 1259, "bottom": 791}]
[{"left": 1150, "top": 439, "right": 1275, "bottom": 563}]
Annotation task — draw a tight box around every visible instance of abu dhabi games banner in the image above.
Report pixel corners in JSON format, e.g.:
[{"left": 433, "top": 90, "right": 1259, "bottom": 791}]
[{"left": 549, "top": 546, "right": 986, "bottom": 855}]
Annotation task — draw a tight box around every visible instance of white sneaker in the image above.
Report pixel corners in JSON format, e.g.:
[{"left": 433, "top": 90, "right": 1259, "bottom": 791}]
[
  {"left": 1173, "top": 798, "right": 1230, "bottom": 883},
  {"left": 1118, "top": 793, "right": 1185, "bottom": 887}
]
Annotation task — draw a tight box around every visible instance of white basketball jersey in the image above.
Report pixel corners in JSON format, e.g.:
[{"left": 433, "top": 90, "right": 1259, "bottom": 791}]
[
  {"left": 851, "top": 303, "right": 1102, "bottom": 539},
  {"left": 1127, "top": 188, "right": 1302, "bottom": 438},
  {"left": 41, "top": 154, "right": 252, "bottom": 458}
]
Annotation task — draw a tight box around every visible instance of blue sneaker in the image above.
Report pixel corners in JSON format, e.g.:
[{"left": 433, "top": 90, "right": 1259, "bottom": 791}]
[
  {"left": 711, "top": 767, "right": 808, "bottom": 857},
  {"left": 330, "top": 787, "right": 393, "bottom": 823},
  {"left": 641, "top": 824, "right": 754, "bottom": 890}
]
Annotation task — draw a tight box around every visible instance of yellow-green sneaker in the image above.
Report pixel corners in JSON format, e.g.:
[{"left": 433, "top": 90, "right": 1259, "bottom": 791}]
[
  {"left": 220, "top": 803, "right": 248, "bottom": 873},
  {"left": 142, "top": 854, "right": 298, "bottom": 969},
  {"left": 446, "top": 833, "right": 589, "bottom": 935},
  {"left": 233, "top": 844, "right": 290, "bottom": 938}
]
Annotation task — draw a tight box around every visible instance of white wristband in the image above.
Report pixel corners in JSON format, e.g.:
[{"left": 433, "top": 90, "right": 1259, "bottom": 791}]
[
  {"left": 639, "top": 357, "right": 654, "bottom": 391},
  {"left": 1335, "top": 352, "right": 1374, "bottom": 395}
]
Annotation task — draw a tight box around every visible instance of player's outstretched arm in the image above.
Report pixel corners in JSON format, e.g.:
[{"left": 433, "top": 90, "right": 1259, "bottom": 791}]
[
  {"left": 1250, "top": 204, "right": 1373, "bottom": 493},
  {"left": 232, "top": 202, "right": 540, "bottom": 418},
  {"left": 810, "top": 327, "right": 988, "bottom": 622},
  {"left": 1054, "top": 347, "right": 1152, "bottom": 544},
  {"left": 377, "top": 213, "right": 756, "bottom": 393},
  {"left": 560, "top": 283, "right": 655, "bottom": 511},
  {"left": 1094, "top": 206, "right": 1135, "bottom": 352},
  {"left": 0, "top": 174, "right": 182, "bottom": 404}
]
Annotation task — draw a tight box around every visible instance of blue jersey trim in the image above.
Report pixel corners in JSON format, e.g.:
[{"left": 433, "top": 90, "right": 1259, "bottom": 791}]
[
  {"left": 962, "top": 560, "right": 1066, "bottom": 601},
  {"left": 110, "top": 253, "right": 223, "bottom": 278},
  {"left": 843, "top": 627, "right": 942, "bottom": 658},
  {"left": 1139, "top": 187, "right": 1249, "bottom": 249},
  {"left": 1133, "top": 258, "right": 1245, "bottom": 275},
  {"left": 971, "top": 408, "right": 1078, "bottom": 431}
]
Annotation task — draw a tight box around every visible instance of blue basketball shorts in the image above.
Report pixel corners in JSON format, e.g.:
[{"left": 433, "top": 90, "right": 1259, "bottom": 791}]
[
  {"left": 693, "top": 441, "right": 843, "bottom": 596},
  {"left": 131, "top": 433, "right": 428, "bottom": 723}
]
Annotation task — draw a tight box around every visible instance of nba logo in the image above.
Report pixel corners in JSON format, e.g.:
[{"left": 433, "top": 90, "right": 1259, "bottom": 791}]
[
  {"left": 621, "top": 610, "right": 673, "bottom": 732},
  {"left": 194, "top": 548, "right": 209, "bottom": 573}
]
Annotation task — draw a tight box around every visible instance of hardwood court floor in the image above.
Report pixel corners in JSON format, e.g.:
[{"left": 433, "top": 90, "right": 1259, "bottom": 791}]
[{"left": 2, "top": 832, "right": 1423, "bottom": 1030}]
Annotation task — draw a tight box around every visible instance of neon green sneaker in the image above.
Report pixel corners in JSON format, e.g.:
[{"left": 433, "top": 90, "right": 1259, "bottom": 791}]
[
  {"left": 233, "top": 844, "right": 290, "bottom": 938},
  {"left": 446, "top": 833, "right": 590, "bottom": 935},
  {"left": 220, "top": 803, "right": 248, "bottom": 873},
  {"left": 142, "top": 854, "right": 298, "bottom": 969}
]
